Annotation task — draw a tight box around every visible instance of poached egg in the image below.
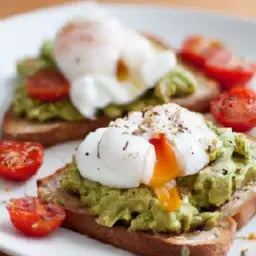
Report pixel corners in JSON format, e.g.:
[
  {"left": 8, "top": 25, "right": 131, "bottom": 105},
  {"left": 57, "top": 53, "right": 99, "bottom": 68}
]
[
  {"left": 54, "top": 5, "right": 176, "bottom": 119},
  {"left": 75, "top": 103, "right": 221, "bottom": 211}
]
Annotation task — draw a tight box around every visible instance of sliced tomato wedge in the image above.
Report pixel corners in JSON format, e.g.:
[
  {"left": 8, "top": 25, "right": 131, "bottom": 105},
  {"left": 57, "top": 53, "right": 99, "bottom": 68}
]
[
  {"left": 180, "top": 35, "right": 232, "bottom": 68},
  {"left": 0, "top": 141, "right": 44, "bottom": 181},
  {"left": 205, "top": 56, "right": 255, "bottom": 90},
  {"left": 210, "top": 87, "right": 256, "bottom": 132},
  {"left": 26, "top": 70, "right": 70, "bottom": 102},
  {"left": 7, "top": 197, "right": 65, "bottom": 237}
]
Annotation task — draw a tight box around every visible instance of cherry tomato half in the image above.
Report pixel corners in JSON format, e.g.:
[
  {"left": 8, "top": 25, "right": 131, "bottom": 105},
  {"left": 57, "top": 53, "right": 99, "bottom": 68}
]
[
  {"left": 26, "top": 70, "right": 70, "bottom": 102},
  {"left": 180, "top": 35, "right": 232, "bottom": 68},
  {"left": 205, "top": 56, "right": 255, "bottom": 90},
  {"left": 0, "top": 141, "right": 44, "bottom": 181},
  {"left": 7, "top": 197, "right": 65, "bottom": 237},
  {"left": 210, "top": 87, "right": 256, "bottom": 132}
]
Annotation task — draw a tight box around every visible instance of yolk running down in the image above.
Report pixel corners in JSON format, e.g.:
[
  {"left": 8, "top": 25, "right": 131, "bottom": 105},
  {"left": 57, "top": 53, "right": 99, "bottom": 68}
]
[{"left": 149, "top": 133, "right": 183, "bottom": 212}]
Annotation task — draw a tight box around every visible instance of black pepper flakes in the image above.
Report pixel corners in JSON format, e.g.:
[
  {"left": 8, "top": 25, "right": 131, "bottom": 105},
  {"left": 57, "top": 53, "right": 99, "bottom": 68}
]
[
  {"left": 85, "top": 152, "right": 89, "bottom": 156},
  {"left": 222, "top": 169, "right": 228, "bottom": 175},
  {"left": 123, "top": 141, "right": 129, "bottom": 151},
  {"left": 240, "top": 248, "right": 248, "bottom": 256},
  {"left": 75, "top": 58, "right": 81, "bottom": 64},
  {"left": 97, "top": 140, "right": 101, "bottom": 159}
]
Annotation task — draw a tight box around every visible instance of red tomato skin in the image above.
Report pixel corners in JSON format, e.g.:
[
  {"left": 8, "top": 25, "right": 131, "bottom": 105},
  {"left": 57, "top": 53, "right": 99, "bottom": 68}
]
[
  {"left": 205, "top": 61, "right": 254, "bottom": 90},
  {"left": 0, "top": 141, "right": 44, "bottom": 181},
  {"left": 0, "top": 164, "right": 42, "bottom": 182},
  {"left": 210, "top": 87, "right": 256, "bottom": 132},
  {"left": 211, "top": 99, "right": 253, "bottom": 132},
  {"left": 180, "top": 36, "right": 206, "bottom": 67},
  {"left": 180, "top": 50, "right": 205, "bottom": 67},
  {"left": 7, "top": 198, "right": 65, "bottom": 237},
  {"left": 26, "top": 70, "right": 70, "bottom": 102},
  {"left": 180, "top": 35, "right": 232, "bottom": 68}
]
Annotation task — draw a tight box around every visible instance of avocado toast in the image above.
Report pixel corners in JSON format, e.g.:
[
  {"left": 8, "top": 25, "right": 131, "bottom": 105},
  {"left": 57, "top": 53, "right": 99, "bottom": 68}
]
[
  {"left": 37, "top": 103, "right": 256, "bottom": 256},
  {"left": 2, "top": 10, "right": 219, "bottom": 147}
]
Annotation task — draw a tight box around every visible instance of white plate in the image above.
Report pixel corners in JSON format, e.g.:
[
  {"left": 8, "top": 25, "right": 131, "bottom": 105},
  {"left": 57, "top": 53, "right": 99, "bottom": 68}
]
[{"left": 1, "top": 2, "right": 256, "bottom": 255}]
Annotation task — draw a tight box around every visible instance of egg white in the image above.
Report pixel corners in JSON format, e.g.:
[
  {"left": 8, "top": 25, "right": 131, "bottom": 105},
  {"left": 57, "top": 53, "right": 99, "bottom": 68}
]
[
  {"left": 76, "top": 127, "right": 155, "bottom": 188},
  {"left": 76, "top": 103, "right": 221, "bottom": 188},
  {"left": 54, "top": 5, "right": 177, "bottom": 119}
]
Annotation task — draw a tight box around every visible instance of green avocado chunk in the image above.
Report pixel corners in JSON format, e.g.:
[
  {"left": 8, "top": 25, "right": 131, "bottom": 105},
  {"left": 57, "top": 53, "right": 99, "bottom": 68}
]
[
  {"left": 178, "top": 127, "right": 256, "bottom": 209},
  {"left": 17, "top": 40, "right": 56, "bottom": 78},
  {"left": 13, "top": 85, "right": 84, "bottom": 122},
  {"left": 40, "top": 40, "right": 56, "bottom": 65},
  {"left": 16, "top": 58, "right": 53, "bottom": 78},
  {"left": 61, "top": 126, "right": 256, "bottom": 233},
  {"left": 154, "top": 66, "right": 197, "bottom": 103}
]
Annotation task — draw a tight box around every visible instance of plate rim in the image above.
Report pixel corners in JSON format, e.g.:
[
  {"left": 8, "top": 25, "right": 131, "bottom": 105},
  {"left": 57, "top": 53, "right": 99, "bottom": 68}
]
[{"left": 1, "top": 2, "right": 256, "bottom": 256}]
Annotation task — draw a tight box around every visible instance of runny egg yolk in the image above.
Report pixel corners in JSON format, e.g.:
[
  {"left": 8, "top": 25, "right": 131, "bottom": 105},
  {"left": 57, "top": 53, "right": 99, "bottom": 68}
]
[
  {"left": 116, "top": 59, "right": 129, "bottom": 82},
  {"left": 149, "top": 133, "right": 183, "bottom": 212},
  {"left": 116, "top": 59, "right": 142, "bottom": 89},
  {"left": 154, "top": 186, "right": 182, "bottom": 212}
]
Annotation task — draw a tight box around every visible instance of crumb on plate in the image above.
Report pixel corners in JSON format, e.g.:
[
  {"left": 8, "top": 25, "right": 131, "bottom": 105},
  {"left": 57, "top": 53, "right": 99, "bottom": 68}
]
[
  {"left": 237, "top": 232, "right": 256, "bottom": 240},
  {"left": 240, "top": 248, "right": 248, "bottom": 256}
]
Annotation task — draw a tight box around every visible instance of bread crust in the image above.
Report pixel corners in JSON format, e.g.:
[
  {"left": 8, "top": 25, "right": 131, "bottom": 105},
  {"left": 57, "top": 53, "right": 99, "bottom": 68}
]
[
  {"left": 63, "top": 211, "right": 235, "bottom": 256},
  {"left": 232, "top": 191, "right": 256, "bottom": 229},
  {"left": 2, "top": 108, "right": 111, "bottom": 146},
  {"left": 37, "top": 165, "right": 254, "bottom": 256}
]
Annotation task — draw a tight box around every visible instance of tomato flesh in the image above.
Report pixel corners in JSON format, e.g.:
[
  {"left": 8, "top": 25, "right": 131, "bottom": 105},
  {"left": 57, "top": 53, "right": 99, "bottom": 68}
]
[
  {"left": 7, "top": 197, "right": 65, "bottom": 237},
  {"left": 0, "top": 141, "right": 44, "bottom": 181},
  {"left": 210, "top": 87, "right": 256, "bottom": 132},
  {"left": 180, "top": 35, "right": 232, "bottom": 68},
  {"left": 26, "top": 70, "right": 70, "bottom": 102},
  {"left": 205, "top": 56, "right": 254, "bottom": 90}
]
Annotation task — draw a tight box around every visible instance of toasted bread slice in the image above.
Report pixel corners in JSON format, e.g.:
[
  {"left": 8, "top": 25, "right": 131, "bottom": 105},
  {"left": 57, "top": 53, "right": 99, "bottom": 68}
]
[
  {"left": 2, "top": 107, "right": 111, "bottom": 146},
  {"left": 37, "top": 164, "right": 256, "bottom": 256},
  {"left": 2, "top": 65, "right": 219, "bottom": 146}
]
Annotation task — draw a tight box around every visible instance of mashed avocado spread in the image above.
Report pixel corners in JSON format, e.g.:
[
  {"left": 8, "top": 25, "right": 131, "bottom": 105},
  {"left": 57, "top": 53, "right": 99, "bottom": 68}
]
[
  {"left": 13, "top": 86, "right": 84, "bottom": 122},
  {"left": 14, "top": 40, "right": 197, "bottom": 122},
  {"left": 60, "top": 126, "right": 256, "bottom": 233}
]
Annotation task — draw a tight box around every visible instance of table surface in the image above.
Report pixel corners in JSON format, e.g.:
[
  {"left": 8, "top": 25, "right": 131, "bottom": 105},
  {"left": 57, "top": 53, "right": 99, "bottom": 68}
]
[
  {"left": 0, "top": 0, "right": 255, "bottom": 255},
  {"left": 1, "top": 0, "right": 256, "bottom": 19}
]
